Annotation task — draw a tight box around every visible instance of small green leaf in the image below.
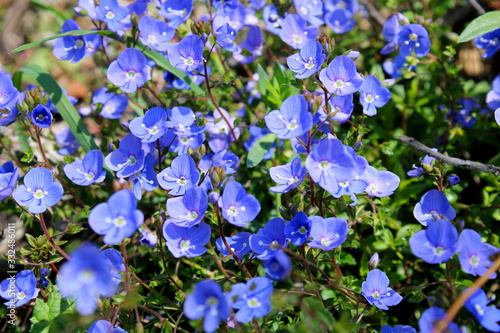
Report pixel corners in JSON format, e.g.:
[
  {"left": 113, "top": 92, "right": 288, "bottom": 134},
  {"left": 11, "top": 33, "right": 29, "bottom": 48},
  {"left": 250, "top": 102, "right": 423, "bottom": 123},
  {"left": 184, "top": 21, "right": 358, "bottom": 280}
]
[
  {"left": 458, "top": 11, "right": 500, "bottom": 43},
  {"left": 21, "top": 147, "right": 34, "bottom": 163},
  {"left": 30, "top": 286, "right": 76, "bottom": 333},
  {"left": 63, "top": 155, "right": 75, "bottom": 164},
  {"left": 246, "top": 133, "right": 276, "bottom": 168}
]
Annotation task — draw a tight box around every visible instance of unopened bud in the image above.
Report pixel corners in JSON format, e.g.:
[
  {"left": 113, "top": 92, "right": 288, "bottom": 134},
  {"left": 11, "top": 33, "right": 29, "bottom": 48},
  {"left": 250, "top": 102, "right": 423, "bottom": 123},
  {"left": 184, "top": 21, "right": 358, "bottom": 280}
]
[{"left": 369, "top": 253, "right": 379, "bottom": 270}]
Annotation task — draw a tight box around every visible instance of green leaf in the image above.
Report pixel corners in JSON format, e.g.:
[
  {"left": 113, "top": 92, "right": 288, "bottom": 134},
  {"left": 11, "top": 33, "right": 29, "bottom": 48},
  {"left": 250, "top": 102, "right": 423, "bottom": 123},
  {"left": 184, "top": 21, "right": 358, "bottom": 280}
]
[
  {"left": 21, "top": 147, "right": 34, "bottom": 163},
  {"left": 10, "top": 30, "right": 116, "bottom": 54},
  {"left": 246, "top": 133, "right": 276, "bottom": 168},
  {"left": 458, "top": 11, "right": 500, "bottom": 43},
  {"left": 15, "top": 64, "right": 99, "bottom": 153},
  {"left": 257, "top": 65, "right": 282, "bottom": 108},
  {"left": 30, "top": 287, "right": 76, "bottom": 333}
]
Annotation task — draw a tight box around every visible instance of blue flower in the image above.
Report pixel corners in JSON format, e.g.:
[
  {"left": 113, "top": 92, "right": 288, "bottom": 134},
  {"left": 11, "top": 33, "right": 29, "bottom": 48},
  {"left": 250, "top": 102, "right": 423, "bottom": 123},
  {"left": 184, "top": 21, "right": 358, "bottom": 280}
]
[
  {"left": 213, "top": 0, "right": 238, "bottom": 14},
  {"left": 215, "top": 232, "right": 251, "bottom": 260},
  {"left": 280, "top": 14, "right": 318, "bottom": 49},
  {"left": 13, "top": 167, "right": 64, "bottom": 214},
  {"left": 0, "top": 270, "right": 38, "bottom": 307},
  {"left": 293, "top": 0, "right": 323, "bottom": 26},
  {"left": 308, "top": 216, "right": 348, "bottom": 251},
  {"left": 95, "top": 0, "right": 129, "bottom": 32},
  {"left": 475, "top": 28, "right": 500, "bottom": 58},
  {"left": 158, "top": 0, "right": 193, "bottom": 28},
  {"left": 464, "top": 288, "right": 500, "bottom": 332},
  {"left": 381, "top": 325, "right": 416, "bottom": 333},
  {"left": 92, "top": 87, "right": 129, "bottom": 119},
  {"left": 215, "top": 23, "right": 238, "bottom": 52},
  {"left": 212, "top": 150, "right": 239, "bottom": 175},
  {"left": 219, "top": 180, "right": 260, "bottom": 227},
  {"left": 362, "top": 269, "right": 402, "bottom": 310},
  {"left": 319, "top": 55, "right": 363, "bottom": 95},
  {"left": 59, "top": 243, "right": 118, "bottom": 316},
  {"left": 397, "top": 24, "right": 431, "bottom": 58},
  {"left": 0, "top": 161, "right": 19, "bottom": 202},
  {"left": 285, "top": 211, "right": 311, "bottom": 246},
  {"left": 139, "top": 228, "right": 158, "bottom": 248},
  {"left": 163, "top": 222, "right": 211, "bottom": 258},
  {"left": 100, "top": 248, "right": 125, "bottom": 294},
  {"left": 264, "top": 250, "right": 291, "bottom": 281},
  {"left": 458, "top": 229, "right": 499, "bottom": 279},
  {"left": 105, "top": 133, "right": 145, "bottom": 178},
  {"left": 250, "top": 218, "right": 287, "bottom": 260},
  {"left": 138, "top": 16, "right": 174, "bottom": 52},
  {"left": 269, "top": 156, "right": 306, "bottom": 193},
  {"left": 410, "top": 219, "right": 459, "bottom": 264},
  {"left": 55, "top": 127, "right": 80, "bottom": 155},
  {"left": 358, "top": 75, "right": 392, "bottom": 116},
  {"left": 0, "top": 72, "right": 20, "bottom": 112},
  {"left": 88, "top": 189, "right": 144, "bottom": 245},
  {"left": 64, "top": 150, "right": 106, "bottom": 186},
  {"left": 448, "top": 175, "right": 460, "bottom": 186},
  {"left": 184, "top": 280, "right": 230, "bottom": 333},
  {"left": 229, "top": 277, "right": 273, "bottom": 323},
  {"left": 360, "top": 166, "right": 400, "bottom": 198},
  {"left": 324, "top": 9, "right": 356, "bottom": 33},
  {"left": 166, "top": 186, "right": 208, "bottom": 227},
  {"left": 30, "top": 104, "right": 53, "bottom": 128},
  {"left": 314, "top": 94, "right": 354, "bottom": 125},
  {"left": 88, "top": 320, "right": 127, "bottom": 333},
  {"left": 107, "top": 48, "right": 151, "bottom": 93},
  {"left": 129, "top": 106, "right": 168, "bottom": 143},
  {"left": 487, "top": 75, "right": 500, "bottom": 110},
  {"left": 265, "top": 95, "right": 312, "bottom": 139},
  {"left": 413, "top": 189, "right": 456, "bottom": 226},
  {"left": 262, "top": 5, "right": 283, "bottom": 35},
  {"left": 168, "top": 35, "right": 204, "bottom": 72},
  {"left": 287, "top": 41, "right": 325, "bottom": 79},
  {"left": 233, "top": 25, "right": 263, "bottom": 64},
  {"left": 130, "top": 153, "right": 158, "bottom": 200},
  {"left": 53, "top": 19, "right": 87, "bottom": 63},
  {"left": 380, "top": 13, "right": 407, "bottom": 55},
  {"left": 418, "top": 307, "right": 461, "bottom": 333},
  {"left": 205, "top": 108, "right": 239, "bottom": 152},
  {"left": 305, "top": 138, "right": 356, "bottom": 193},
  {"left": 157, "top": 154, "right": 200, "bottom": 196}
]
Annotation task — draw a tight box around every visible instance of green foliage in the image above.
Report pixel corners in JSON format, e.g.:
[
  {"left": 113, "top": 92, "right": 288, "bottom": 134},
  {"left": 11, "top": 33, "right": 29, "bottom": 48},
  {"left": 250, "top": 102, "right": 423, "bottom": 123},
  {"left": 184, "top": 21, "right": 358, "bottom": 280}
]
[
  {"left": 458, "top": 11, "right": 500, "bottom": 43},
  {"left": 30, "top": 286, "right": 77, "bottom": 333}
]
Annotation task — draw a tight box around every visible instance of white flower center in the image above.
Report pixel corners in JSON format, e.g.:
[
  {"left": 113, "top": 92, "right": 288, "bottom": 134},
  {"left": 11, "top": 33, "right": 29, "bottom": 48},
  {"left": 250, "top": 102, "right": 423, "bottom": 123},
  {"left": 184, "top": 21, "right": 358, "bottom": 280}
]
[
  {"left": 112, "top": 215, "right": 128, "bottom": 228},
  {"left": 33, "top": 189, "right": 47, "bottom": 199},
  {"left": 247, "top": 297, "right": 261, "bottom": 308}
]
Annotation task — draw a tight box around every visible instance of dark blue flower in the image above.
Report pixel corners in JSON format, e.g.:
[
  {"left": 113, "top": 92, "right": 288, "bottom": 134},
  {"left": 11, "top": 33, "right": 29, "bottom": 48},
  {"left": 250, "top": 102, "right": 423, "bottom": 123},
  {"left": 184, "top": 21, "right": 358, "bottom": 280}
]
[
  {"left": 464, "top": 288, "right": 500, "bottom": 332},
  {"left": 418, "top": 307, "right": 461, "bottom": 333},
  {"left": 264, "top": 250, "right": 291, "bottom": 281},
  {"left": 159, "top": 0, "right": 193, "bottom": 28},
  {"left": 358, "top": 75, "right": 392, "bottom": 116},
  {"left": 410, "top": 219, "right": 459, "bottom": 264},
  {"left": 215, "top": 23, "right": 238, "bottom": 52},
  {"left": 184, "top": 279, "right": 230, "bottom": 333},
  {"left": 0, "top": 161, "right": 19, "bottom": 202},
  {"left": 13, "top": 167, "right": 64, "bottom": 214},
  {"left": 139, "top": 229, "right": 158, "bottom": 248},
  {"left": 163, "top": 222, "right": 211, "bottom": 258},
  {"left": 285, "top": 211, "right": 311, "bottom": 246},
  {"left": 0, "top": 270, "right": 37, "bottom": 307},
  {"left": 229, "top": 277, "right": 273, "bottom": 323},
  {"left": 59, "top": 243, "right": 117, "bottom": 316},
  {"left": 269, "top": 156, "right": 306, "bottom": 193},
  {"left": 448, "top": 175, "right": 460, "bottom": 186},
  {"left": 30, "top": 104, "right": 53, "bottom": 128},
  {"left": 280, "top": 14, "right": 318, "bottom": 49},
  {"left": 380, "top": 13, "right": 407, "bottom": 55},
  {"left": 319, "top": 55, "right": 363, "bottom": 95},
  {"left": 219, "top": 180, "right": 260, "bottom": 227},
  {"left": 250, "top": 218, "right": 287, "bottom": 259},
  {"left": 95, "top": 0, "right": 129, "bottom": 32},
  {"left": 88, "top": 189, "right": 144, "bottom": 245},
  {"left": 107, "top": 48, "right": 151, "bottom": 93},
  {"left": 362, "top": 269, "right": 402, "bottom": 310},
  {"left": 64, "top": 149, "right": 106, "bottom": 186},
  {"left": 475, "top": 28, "right": 500, "bottom": 58},
  {"left": 157, "top": 154, "right": 200, "bottom": 196},
  {"left": 130, "top": 153, "right": 159, "bottom": 200},
  {"left": 487, "top": 75, "right": 500, "bottom": 110},
  {"left": 381, "top": 325, "right": 416, "bottom": 333},
  {"left": 166, "top": 186, "right": 208, "bottom": 227},
  {"left": 212, "top": 150, "right": 239, "bottom": 175},
  {"left": 324, "top": 8, "right": 356, "bottom": 33},
  {"left": 314, "top": 94, "right": 354, "bottom": 125},
  {"left": 216, "top": 232, "right": 251, "bottom": 260},
  {"left": 458, "top": 229, "right": 499, "bottom": 279},
  {"left": 105, "top": 133, "right": 145, "bottom": 178},
  {"left": 265, "top": 94, "right": 312, "bottom": 139},
  {"left": 53, "top": 19, "right": 87, "bottom": 63},
  {"left": 308, "top": 216, "right": 348, "bottom": 251},
  {"left": 397, "top": 24, "right": 431, "bottom": 58},
  {"left": 0, "top": 72, "right": 20, "bottom": 113},
  {"left": 129, "top": 106, "right": 168, "bottom": 143},
  {"left": 287, "top": 41, "right": 325, "bottom": 79},
  {"left": 413, "top": 189, "right": 456, "bottom": 226},
  {"left": 168, "top": 35, "right": 204, "bottom": 72},
  {"left": 138, "top": 16, "right": 174, "bottom": 52}
]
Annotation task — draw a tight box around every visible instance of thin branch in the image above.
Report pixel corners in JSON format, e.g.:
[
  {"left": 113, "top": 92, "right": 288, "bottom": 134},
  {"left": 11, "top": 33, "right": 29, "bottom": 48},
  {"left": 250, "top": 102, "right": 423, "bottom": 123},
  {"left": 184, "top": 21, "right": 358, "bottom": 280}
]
[{"left": 398, "top": 135, "right": 500, "bottom": 176}]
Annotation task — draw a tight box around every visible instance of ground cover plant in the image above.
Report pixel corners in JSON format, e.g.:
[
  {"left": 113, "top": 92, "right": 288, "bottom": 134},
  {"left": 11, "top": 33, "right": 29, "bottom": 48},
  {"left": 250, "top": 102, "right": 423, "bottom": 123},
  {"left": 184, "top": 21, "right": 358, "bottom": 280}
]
[{"left": 0, "top": 0, "right": 500, "bottom": 332}]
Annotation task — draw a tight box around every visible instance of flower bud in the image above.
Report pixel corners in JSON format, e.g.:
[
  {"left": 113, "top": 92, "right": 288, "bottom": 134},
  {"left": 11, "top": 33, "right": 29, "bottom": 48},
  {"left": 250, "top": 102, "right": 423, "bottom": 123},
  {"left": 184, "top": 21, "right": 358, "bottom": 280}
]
[{"left": 369, "top": 253, "right": 379, "bottom": 270}]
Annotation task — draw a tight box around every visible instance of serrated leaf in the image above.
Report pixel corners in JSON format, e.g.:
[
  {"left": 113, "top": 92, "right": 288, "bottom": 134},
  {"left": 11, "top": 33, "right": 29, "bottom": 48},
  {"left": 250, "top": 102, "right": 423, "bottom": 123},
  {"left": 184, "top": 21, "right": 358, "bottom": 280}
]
[
  {"left": 458, "top": 11, "right": 500, "bottom": 43},
  {"left": 30, "top": 286, "right": 76, "bottom": 333},
  {"left": 246, "top": 133, "right": 276, "bottom": 168},
  {"left": 25, "top": 234, "right": 37, "bottom": 248},
  {"left": 10, "top": 30, "right": 116, "bottom": 53}
]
